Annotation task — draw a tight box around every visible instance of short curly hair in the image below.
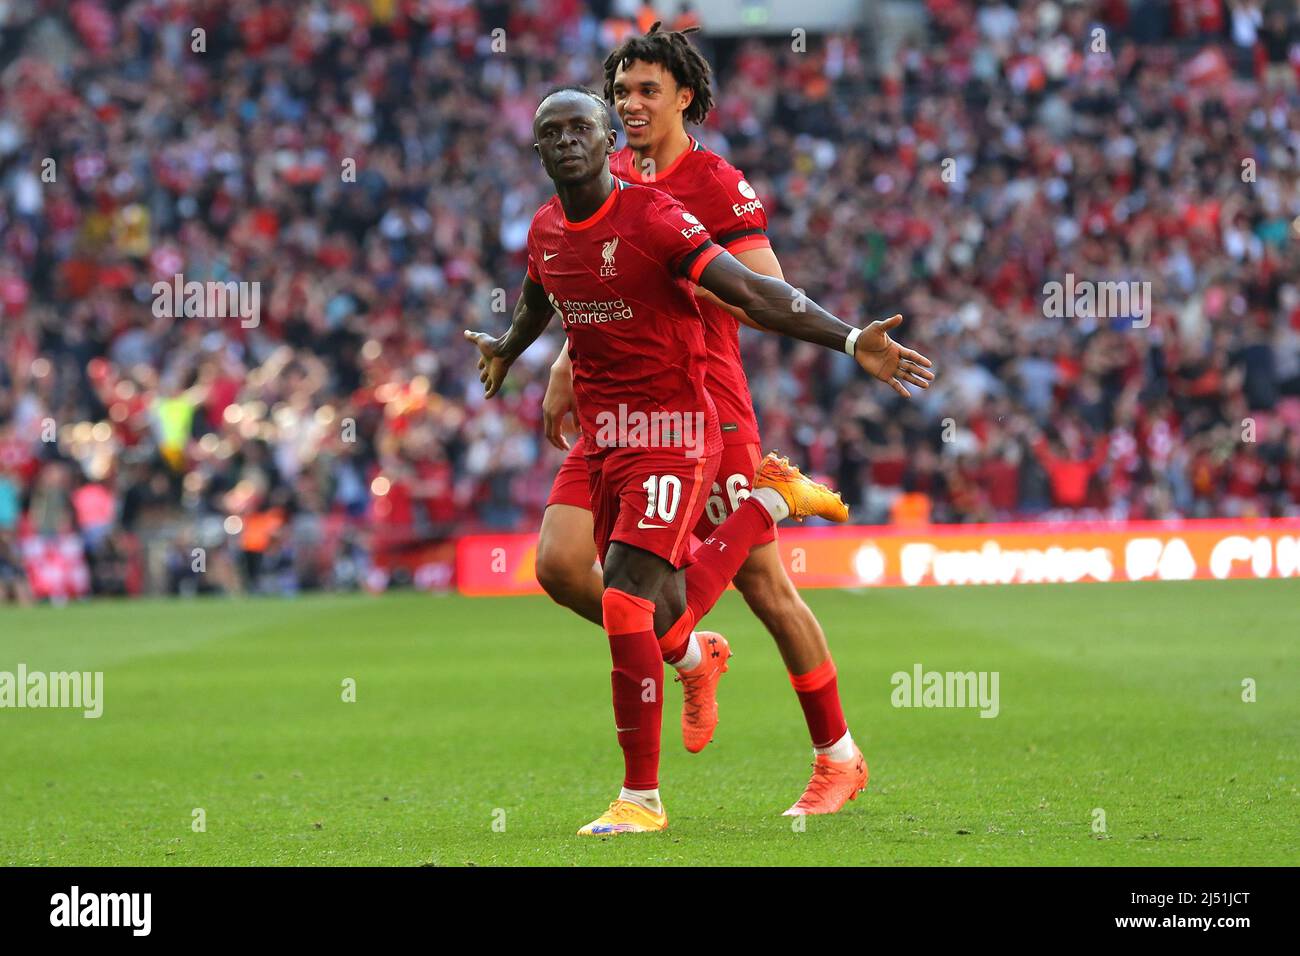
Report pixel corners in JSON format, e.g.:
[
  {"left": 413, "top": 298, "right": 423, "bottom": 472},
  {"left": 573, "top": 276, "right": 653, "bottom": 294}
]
[{"left": 602, "top": 21, "right": 714, "bottom": 126}]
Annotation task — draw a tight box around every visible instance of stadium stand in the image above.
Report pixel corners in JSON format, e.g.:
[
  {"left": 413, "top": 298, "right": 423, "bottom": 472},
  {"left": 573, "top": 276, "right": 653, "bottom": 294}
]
[{"left": 0, "top": 0, "right": 1297, "bottom": 597}]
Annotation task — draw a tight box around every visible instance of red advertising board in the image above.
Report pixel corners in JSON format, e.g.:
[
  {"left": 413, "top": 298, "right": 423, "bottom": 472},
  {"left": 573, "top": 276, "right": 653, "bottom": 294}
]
[{"left": 455, "top": 518, "right": 1300, "bottom": 595}]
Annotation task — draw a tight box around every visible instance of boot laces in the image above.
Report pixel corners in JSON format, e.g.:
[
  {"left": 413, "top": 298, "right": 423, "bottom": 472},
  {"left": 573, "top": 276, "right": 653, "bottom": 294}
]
[
  {"left": 675, "top": 670, "right": 708, "bottom": 723},
  {"left": 796, "top": 760, "right": 849, "bottom": 806}
]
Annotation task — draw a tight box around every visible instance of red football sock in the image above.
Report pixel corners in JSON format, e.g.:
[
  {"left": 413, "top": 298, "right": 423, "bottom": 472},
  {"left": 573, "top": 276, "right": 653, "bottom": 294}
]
[
  {"left": 602, "top": 588, "right": 664, "bottom": 791},
  {"left": 789, "top": 657, "right": 848, "bottom": 750},
  {"left": 685, "top": 497, "right": 774, "bottom": 621}
]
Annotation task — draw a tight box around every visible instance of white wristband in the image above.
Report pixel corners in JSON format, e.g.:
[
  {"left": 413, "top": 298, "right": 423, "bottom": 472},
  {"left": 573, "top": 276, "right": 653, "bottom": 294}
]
[{"left": 844, "top": 327, "right": 862, "bottom": 357}]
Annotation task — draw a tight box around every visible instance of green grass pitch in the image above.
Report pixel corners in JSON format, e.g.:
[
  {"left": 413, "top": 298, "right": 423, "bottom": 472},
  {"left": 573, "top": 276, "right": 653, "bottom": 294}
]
[{"left": 0, "top": 580, "right": 1295, "bottom": 866}]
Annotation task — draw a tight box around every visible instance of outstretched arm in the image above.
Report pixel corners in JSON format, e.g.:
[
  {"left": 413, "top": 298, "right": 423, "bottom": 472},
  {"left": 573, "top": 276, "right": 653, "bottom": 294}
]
[
  {"left": 695, "top": 251, "right": 935, "bottom": 397},
  {"left": 693, "top": 245, "right": 785, "bottom": 331},
  {"left": 463, "top": 275, "right": 554, "bottom": 398}
]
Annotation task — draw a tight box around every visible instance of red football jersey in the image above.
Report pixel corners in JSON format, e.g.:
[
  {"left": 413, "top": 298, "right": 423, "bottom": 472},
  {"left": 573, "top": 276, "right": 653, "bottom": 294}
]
[
  {"left": 527, "top": 179, "right": 724, "bottom": 461},
  {"left": 611, "top": 136, "right": 768, "bottom": 445}
]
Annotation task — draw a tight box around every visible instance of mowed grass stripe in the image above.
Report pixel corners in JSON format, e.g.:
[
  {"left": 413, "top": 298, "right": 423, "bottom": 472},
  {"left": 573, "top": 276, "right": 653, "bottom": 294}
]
[{"left": 1, "top": 581, "right": 1294, "bottom": 865}]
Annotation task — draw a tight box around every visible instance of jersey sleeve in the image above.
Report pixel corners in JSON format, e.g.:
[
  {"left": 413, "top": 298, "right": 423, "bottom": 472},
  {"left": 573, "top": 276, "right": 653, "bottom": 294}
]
[
  {"left": 641, "top": 192, "right": 725, "bottom": 284},
  {"left": 700, "top": 158, "right": 770, "bottom": 255}
]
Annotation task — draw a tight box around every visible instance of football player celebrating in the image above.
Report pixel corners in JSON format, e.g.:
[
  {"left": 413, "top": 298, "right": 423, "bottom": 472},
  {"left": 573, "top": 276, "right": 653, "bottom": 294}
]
[
  {"left": 466, "top": 87, "right": 931, "bottom": 835},
  {"left": 533, "top": 24, "right": 927, "bottom": 815}
]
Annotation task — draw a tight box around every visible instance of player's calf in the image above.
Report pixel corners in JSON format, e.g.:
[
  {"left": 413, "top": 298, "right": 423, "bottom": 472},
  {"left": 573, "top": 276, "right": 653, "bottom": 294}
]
[
  {"left": 586, "top": 542, "right": 684, "bottom": 829},
  {"left": 596, "top": 585, "right": 668, "bottom": 825},
  {"left": 732, "top": 544, "right": 829, "bottom": 674},
  {"left": 727, "top": 490, "right": 864, "bottom": 813}
]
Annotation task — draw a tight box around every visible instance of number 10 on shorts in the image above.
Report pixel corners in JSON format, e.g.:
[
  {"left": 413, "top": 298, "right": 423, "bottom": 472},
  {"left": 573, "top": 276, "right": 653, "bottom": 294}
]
[{"left": 642, "top": 474, "right": 682, "bottom": 523}]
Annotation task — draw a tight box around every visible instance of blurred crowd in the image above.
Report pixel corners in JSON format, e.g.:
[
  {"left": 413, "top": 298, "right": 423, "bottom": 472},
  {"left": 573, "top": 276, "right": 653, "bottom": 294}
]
[{"left": 0, "top": 0, "right": 1298, "bottom": 600}]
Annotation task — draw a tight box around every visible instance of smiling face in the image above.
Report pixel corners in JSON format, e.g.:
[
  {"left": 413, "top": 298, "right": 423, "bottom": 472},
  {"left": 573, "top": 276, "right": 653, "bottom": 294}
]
[
  {"left": 610, "top": 59, "right": 693, "bottom": 151},
  {"left": 532, "top": 91, "right": 616, "bottom": 186}
]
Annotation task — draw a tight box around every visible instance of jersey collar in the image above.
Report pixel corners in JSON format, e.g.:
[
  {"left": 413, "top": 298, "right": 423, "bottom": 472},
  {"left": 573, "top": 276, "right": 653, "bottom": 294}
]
[
  {"left": 562, "top": 179, "right": 625, "bottom": 231},
  {"left": 624, "top": 136, "right": 698, "bottom": 184}
]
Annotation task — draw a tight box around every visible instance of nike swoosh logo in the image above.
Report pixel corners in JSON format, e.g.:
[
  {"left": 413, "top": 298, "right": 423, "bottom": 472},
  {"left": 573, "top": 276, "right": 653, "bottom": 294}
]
[
  {"left": 543, "top": 252, "right": 558, "bottom": 261},
  {"left": 615, "top": 726, "right": 639, "bottom": 733},
  {"left": 637, "top": 519, "right": 668, "bottom": 530}
]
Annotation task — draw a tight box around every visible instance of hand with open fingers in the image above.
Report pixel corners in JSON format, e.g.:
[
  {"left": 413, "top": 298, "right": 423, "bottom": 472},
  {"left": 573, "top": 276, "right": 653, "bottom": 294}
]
[
  {"left": 542, "top": 362, "right": 579, "bottom": 451},
  {"left": 852, "top": 314, "right": 935, "bottom": 398},
  {"left": 463, "top": 329, "right": 511, "bottom": 399}
]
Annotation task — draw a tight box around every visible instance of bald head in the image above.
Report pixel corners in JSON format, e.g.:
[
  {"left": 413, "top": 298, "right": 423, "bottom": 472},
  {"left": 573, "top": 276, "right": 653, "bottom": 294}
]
[{"left": 534, "top": 86, "right": 612, "bottom": 138}]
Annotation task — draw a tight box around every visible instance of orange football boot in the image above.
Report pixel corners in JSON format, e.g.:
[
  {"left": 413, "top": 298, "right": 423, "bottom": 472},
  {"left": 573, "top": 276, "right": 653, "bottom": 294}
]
[
  {"left": 753, "top": 453, "right": 849, "bottom": 522},
  {"left": 782, "top": 745, "right": 869, "bottom": 816},
  {"left": 675, "top": 631, "right": 731, "bottom": 753}
]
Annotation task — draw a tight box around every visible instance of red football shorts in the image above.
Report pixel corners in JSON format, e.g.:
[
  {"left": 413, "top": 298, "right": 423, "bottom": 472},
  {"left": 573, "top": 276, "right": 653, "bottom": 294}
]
[
  {"left": 547, "top": 438, "right": 776, "bottom": 551},
  {"left": 586, "top": 448, "right": 720, "bottom": 569},
  {"left": 546, "top": 435, "right": 593, "bottom": 509}
]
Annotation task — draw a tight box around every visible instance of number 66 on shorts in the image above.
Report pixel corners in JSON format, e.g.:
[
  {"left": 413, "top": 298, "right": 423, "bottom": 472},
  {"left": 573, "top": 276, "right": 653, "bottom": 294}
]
[{"left": 698, "top": 443, "right": 777, "bottom": 546}]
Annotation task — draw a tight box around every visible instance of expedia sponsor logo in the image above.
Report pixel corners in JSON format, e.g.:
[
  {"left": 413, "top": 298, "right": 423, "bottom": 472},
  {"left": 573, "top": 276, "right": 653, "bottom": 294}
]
[
  {"left": 733, "top": 180, "right": 762, "bottom": 216},
  {"left": 679, "top": 211, "right": 705, "bottom": 239},
  {"left": 548, "top": 291, "right": 633, "bottom": 325}
]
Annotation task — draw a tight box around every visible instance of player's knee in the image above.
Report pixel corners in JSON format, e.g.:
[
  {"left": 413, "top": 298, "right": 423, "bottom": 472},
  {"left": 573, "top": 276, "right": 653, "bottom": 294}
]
[
  {"left": 537, "top": 506, "right": 599, "bottom": 609},
  {"left": 535, "top": 546, "right": 585, "bottom": 606}
]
